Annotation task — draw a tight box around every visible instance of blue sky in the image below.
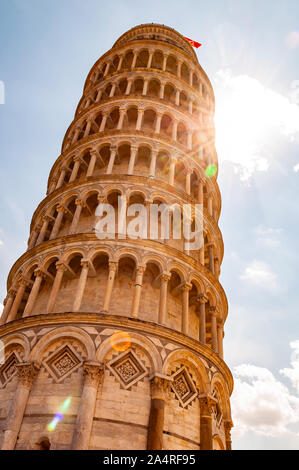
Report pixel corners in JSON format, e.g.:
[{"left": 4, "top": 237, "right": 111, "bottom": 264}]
[{"left": 0, "top": 0, "right": 299, "bottom": 449}]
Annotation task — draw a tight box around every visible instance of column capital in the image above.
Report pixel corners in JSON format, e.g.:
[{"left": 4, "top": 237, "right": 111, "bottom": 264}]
[
  {"left": 55, "top": 261, "right": 68, "bottom": 272},
  {"left": 198, "top": 394, "right": 216, "bottom": 417},
  {"left": 209, "top": 306, "right": 217, "bottom": 315},
  {"left": 149, "top": 374, "right": 173, "bottom": 401},
  {"left": 82, "top": 361, "right": 104, "bottom": 387},
  {"left": 198, "top": 294, "right": 208, "bottom": 304},
  {"left": 97, "top": 195, "right": 106, "bottom": 204},
  {"left": 56, "top": 204, "right": 67, "bottom": 213},
  {"left": 75, "top": 198, "right": 85, "bottom": 207},
  {"left": 161, "top": 272, "right": 171, "bottom": 282},
  {"left": 108, "top": 261, "right": 118, "bottom": 272},
  {"left": 181, "top": 282, "right": 192, "bottom": 292},
  {"left": 136, "top": 265, "right": 145, "bottom": 275},
  {"left": 33, "top": 268, "right": 46, "bottom": 279},
  {"left": 16, "top": 362, "right": 40, "bottom": 388},
  {"left": 80, "top": 259, "right": 90, "bottom": 269}
]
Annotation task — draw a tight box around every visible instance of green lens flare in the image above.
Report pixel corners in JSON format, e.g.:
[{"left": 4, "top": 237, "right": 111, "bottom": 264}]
[{"left": 205, "top": 164, "right": 217, "bottom": 177}]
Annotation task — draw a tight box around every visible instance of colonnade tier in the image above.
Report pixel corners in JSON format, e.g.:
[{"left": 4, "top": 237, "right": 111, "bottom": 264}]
[
  {"left": 26, "top": 180, "right": 224, "bottom": 273},
  {"left": 75, "top": 70, "right": 213, "bottom": 121},
  {"left": 48, "top": 135, "right": 219, "bottom": 203},
  {"left": 82, "top": 36, "right": 214, "bottom": 105},
  {"left": 1, "top": 239, "right": 227, "bottom": 357},
  {"left": 61, "top": 97, "right": 215, "bottom": 155}
]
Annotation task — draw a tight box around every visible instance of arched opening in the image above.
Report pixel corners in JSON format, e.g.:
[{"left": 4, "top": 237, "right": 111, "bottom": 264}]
[
  {"left": 152, "top": 51, "right": 163, "bottom": 69},
  {"left": 139, "top": 262, "right": 161, "bottom": 322},
  {"left": 114, "top": 143, "right": 130, "bottom": 174},
  {"left": 106, "top": 108, "right": 119, "bottom": 130},
  {"left": 135, "top": 146, "right": 151, "bottom": 176},
  {"left": 160, "top": 114, "right": 173, "bottom": 139},
  {"left": 109, "top": 256, "right": 136, "bottom": 316},
  {"left": 136, "top": 50, "right": 149, "bottom": 67},
  {"left": 164, "top": 84, "right": 176, "bottom": 105},
  {"left": 142, "top": 109, "right": 156, "bottom": 132},
  {"left": 148, "top": 79, "right": 160, "bottom": 98},
  {"left": 166, "top": 55, "right": 177, "bottom": 75}
]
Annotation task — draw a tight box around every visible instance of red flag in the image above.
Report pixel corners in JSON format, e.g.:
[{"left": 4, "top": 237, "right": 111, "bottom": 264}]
[{"left": 184, "top": 37, "right": 202, "bottom": 48}]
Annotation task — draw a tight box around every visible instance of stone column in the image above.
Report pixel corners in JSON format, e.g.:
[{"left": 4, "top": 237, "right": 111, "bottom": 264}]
[
  {"left": 147, "top": 374, "right": 172, "bottom": 450},
  {"left": 217, "top": 321, "right": 224, "bottom": 359},
  {"left": 128, "top": 145, "right": 138, "bottom": 175},
  {"left": 159, "top": 83, "right": 165, "bottom": 99},
  {"left": 1, "top": 362, "right": 39, "bottom": 450},
  {"left": 109, "top": 82, "right": 116, "bottom": 98},
  {"left": 103, "top": 262, "right": 117, "bottom": 312},
  {"left": 56, "top": 167, "right": 67, "bottom": 189},
  {"left": 106, "top": 146, "right": 117, "bottom": 174},
  {"left": 28, "top": 227, "right": 40, "bottom": 249},
  {"left": 117, "top": 108, "right": 126, "bottom": 130},
  {"left": 83, "top": 118, "right": 92, "bottom": 138},
  {"left": 0, "top": 289, "right": 16, "bottom": 325},
  {"left": 71, "top": 362, "right": 104, "bottom": 450},
  {"left": 69, "top": 155, "right": 81, "bottom": 182},
  {"left": 172, "top": 120, "right": 178, "bottom": 141},
  {"left": 175, "top": 89, "right": 180, "bottom": 106},
  {"left": 142, "top": 79, "right": 149, "bottom": 96},
  {"left": 103, "top": 62, "right": 110, "bottom": 76},
  {"left": 99, "top": 112, "right": 108, "bottom": 132},
  {"left": 86, "top": 150, "right": 97, "bottom": 177},
  {"left": 136, "top": 108, "right": 144, "bottom": 131},
  {"left": 147, "top": 51, "right": 154, "bottom": 68},
  {"left": 210, "top": 307, "right": 218, "bottom": 353},
  {"left": 131, "top": 266, "right": 144, "bottom": 318},
  {"left": 72, "top": 260, "right": 89, "bottom": 312},
  {"left": 189, "top": 99, "right": 193, "bottom": 114},
  {"left": 46, "top": 262, "right": 67, "bottom": 313},
  {"left": 6, "top": 278, "right": 27, "bottom": 323},
  {"left": 49, "top": 205, "right": 66, "bottom": 240},
  {"left": 208, "top": 194, "right": 213, "bottom": 217},
  {"left": 155, "top": 112, "right": 162, "bottom": 133},
  {"left": 125, "top": 79, "right": 133, "bottom": 95},
  {"left": 69, "top": 199, "right": 85, "bottom": 234},
  {"left": 36, "top": 216, "right": 51, "bottom": 245},
  {"left": 187, "top": 132, "right": 193, "bottom": 150},
  {"left": 224, "top": 420, "right": 233, "bottom": 450},
  {"left": 181, "top": 283, "right": 192, "bottom": 335},
  {"left": 186, "top": 170, "right": 191, "bottom": 195},
  {"left": 169, "top": 157, "right": 176, "bottom": 186},
  {"left": 23, "top": 269, "right": 45, "bottom": 317},
  {"left": 198, "top": 178, "right": 204, "bottom": 204},
  {"left": 208, "top": 243, "right": 215, "bottom": 275},
  {"left": 131, "top": 50, "right": 138, "bottom": 69},
  {"left": 198, "top": 395, "right": 213, "bottom": 450},
  {"left": 158, "top": 273, "right": 170, "bottom": 325},
  {"left": 189, "top": 69, "right": 193, "bottom": 86},
  {"left": 149, "top": 149, "right": 157, "bottom": 177},
  {"left": 117, "top": 55, "right": 123, "bottom": 71},
  {"left": 71, "top": 126, "right": 81, "bottom": 145},
  {"left": 95, "top": 88, "right": 102, "bottom": 103},
  {"left": 199, "top": 295, "right": 208, "bottom": 344},
  {"left": 162, "top": 53, "right": 168, "bottom": 71}
]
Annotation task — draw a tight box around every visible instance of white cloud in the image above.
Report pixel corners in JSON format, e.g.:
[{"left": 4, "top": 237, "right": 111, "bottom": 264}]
[
  {"left": 214, "top": 69, "right": 299, "bottom": 180},
  {"left": 294, "top": 163, "right": 299, "bottom": 172},
  {"left": 0, "top": 240, "right": 3, "bottom": 246},
  {"left": 240, "top": 260, "right": 277, "bottom": 290},
  {"left": 280, "top": 341, "right": 299, "bottom": 394},
  {"left": 255, "top": 225, "right": 283, "bottom": 248},
  {"left": 232, "top": 342, "right": 299, "bottom": 440},
  {"left": 0, "top": 303, "right": 3, "bottom": 315}
]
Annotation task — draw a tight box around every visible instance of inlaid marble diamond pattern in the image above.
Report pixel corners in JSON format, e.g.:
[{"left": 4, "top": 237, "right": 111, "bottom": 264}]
[
  {"left": 107, "top": 349, "right": 148, "bottom": 390},
  {"left": 43, "top": 344, "right": 82, "bottom": 383},
  {"left": 0, "top": 352, "right": 20, "bottom": 387},
  {"left": 171, "top": 366, "right": 198, "bottom": 408}
]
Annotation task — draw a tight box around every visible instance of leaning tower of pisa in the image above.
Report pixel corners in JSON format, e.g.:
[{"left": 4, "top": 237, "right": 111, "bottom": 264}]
[{"left": 0, "top": 24, "right": 233, "bottom": 450}]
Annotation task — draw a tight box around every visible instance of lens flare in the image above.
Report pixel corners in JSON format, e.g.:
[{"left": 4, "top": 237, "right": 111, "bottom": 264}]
[
  {"left": 47, "top": 397, "right": 71, "bottom": 432},
  {"left": 110, "top": 331, "right": 131, "bottom": 352},
  {"left": 205, "top": 164, "right": 217, "bottom": 178}
]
